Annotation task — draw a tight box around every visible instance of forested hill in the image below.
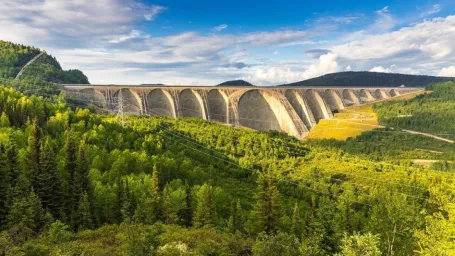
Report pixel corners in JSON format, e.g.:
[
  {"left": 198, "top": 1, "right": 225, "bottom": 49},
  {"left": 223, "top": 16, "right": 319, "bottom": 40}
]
[
  {"left": 280, "top": 71, "right": 455, "bottom": 87},
  {"left": 218, "top": 79, "right": 253, "bottom": 86},
  {"left": 0, "top": 40, "right": 89, "bottom": 84}
]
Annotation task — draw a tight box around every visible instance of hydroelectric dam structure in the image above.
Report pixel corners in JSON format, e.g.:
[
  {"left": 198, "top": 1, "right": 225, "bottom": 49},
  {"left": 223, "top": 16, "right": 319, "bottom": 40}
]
[{"left": 63, "top": 85, "right": 422, "bottom": 139}]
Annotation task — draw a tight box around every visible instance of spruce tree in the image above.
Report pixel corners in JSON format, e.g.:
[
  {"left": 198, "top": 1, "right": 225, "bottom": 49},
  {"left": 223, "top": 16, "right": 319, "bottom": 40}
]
[
  {"left": 120, "top": 179, "right": 135, "bottom": 223},
  {"left": 291, "top": 202, "right": 304, "bottom": 239},
  {"left": 76, "top": 191, "right": 93, "bottom": 231},
  {"left": 150, "top": 166, "right": 162, "bottom": 222},
  {"left": 181, "top": 181, "right": 193, "bottom": 227},
  {"left": 250, "top": 172, "right": 282, "bottom": 234},
  {"left": 228, "top": 199, "right": 243, "bottom": 233},
  {"left": 194, "top": 183, "right": 217, "bottom": 228},
  {"left": 0, "top": 112, "right": 10, "bottom": 127},
  {"left": 64, "top": 131, "right": 77, "bottom": 222},
  {"left": 27, "top": 117, "right": 40, "bottom": 185},
  {"left": 163, "top": 185, "right": 178, "bottom": 224},
  {"left": 6, "top": 140, "right": 19, "bottom": 189},
  {"left": 0, "top": 145, "right": 10, "bottom": 228},
  {"left": 36, "top": 138, "right": 61, "bottom": 217},
  {"left": 74, "top": 140, "right": 90, "bottom": 199}
]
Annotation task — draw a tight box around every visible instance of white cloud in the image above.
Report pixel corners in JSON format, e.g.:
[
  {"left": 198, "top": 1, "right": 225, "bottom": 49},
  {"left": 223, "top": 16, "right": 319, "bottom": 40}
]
[
  {"left": 425, "top": 4, "right": 442, "bottom": 16},
  {"left": 302, "top": 53, "right": 339, "bottom": 79},
  {"left": 346, "top": 65, "right": 352, "bottom": 71},
  {"left": 109, "top": 30, "right": 142, "bottom": 43},
  {"left": 439, "top": 66, "right": 455, "bottom": 77},
  {"left": 370, "top": 66, "right": 391, "bottom": 73},
  {"left": 213, "top": 24, "right": 228, "bottom": 32},
  {"left": 144, "top": 5, "right": 166, "bottom": 20},
  {"left": 371, "top": 6, "right": 396, "bottom": 31}
]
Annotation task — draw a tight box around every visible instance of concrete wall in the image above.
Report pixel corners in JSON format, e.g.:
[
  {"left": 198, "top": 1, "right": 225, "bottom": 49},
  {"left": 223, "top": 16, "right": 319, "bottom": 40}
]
[{"left": 63, "top": 85, "right": 422, "bottom": 139}]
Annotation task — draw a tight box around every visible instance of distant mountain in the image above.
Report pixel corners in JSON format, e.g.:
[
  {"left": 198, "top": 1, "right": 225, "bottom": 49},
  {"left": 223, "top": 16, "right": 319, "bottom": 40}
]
[
  {"left": 218, "top": 79, "right": 253, "bottom": 86},
  {"left": 280, "top": 71, "right": 455, "bottom": 87}
]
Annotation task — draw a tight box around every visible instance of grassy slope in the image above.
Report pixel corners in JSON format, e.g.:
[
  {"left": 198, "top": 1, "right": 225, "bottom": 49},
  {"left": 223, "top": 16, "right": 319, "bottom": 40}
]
[{"left": 306, "top": 90, "right": 426, "bottom": 140}]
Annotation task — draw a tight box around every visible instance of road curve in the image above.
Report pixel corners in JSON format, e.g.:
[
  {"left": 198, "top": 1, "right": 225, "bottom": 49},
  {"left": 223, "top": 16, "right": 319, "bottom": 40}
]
[{"left": 15, "top": 51, "right": 45, "bottom": 80}]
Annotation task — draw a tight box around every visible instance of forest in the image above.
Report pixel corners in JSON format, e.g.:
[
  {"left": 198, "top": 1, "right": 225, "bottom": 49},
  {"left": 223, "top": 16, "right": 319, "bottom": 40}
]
[{"left": 0, "top": 41, "right": 454, "bottom": 255}]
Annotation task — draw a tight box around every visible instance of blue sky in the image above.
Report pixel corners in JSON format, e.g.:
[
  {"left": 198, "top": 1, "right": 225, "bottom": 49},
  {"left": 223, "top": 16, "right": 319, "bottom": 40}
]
[{"left": 1, "top": 0, "right": 455, "bottom": 85}]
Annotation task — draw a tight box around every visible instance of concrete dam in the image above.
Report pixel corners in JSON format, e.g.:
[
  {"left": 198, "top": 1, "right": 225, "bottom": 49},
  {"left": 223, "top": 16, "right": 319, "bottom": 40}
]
[{"left": 63, "top": 85, "right": 422, "bottom": 139}]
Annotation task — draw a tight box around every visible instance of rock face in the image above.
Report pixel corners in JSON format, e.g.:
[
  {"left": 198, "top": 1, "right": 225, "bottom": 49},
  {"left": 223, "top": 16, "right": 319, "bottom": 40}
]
[{"left": 63, "top": 84, "right": 422, "bottom": 139}]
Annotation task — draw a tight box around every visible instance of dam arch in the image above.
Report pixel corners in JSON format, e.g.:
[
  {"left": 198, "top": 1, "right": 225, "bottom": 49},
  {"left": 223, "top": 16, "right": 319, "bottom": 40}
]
[
  {"left": 389, "top": 89, "right": 400, "bottom": 97},
  {"left": 78, "top": 88, "right": 107, "bottom": 108},
  {"left": 303, "top": 90, "right": 330, "bottom": 122},
  {"left": 237, "top": 90, "right": 282, "bottom": 132},
  {"left": 207, "top": 89, "right": 228, "bottom": 123},
  {"left": 342, "top": 89, "right": 360, "bottom": 106},
  {"left": 285, "top": 90, "right": 315, "bottom": 129},
  {"left": 323, "top": 89, "right": 344, "bottom": 112},
  {"left": 359, "top": 89, "right": 375, "bottom": 102},
  {"left": 178, "top": 89, "right": 207, "bottom": 119},
  {"left": 374, "top": 89, "right": 390, "bottom": 99},
  {"left": 146, "top": 89, "right": 176, "bottom": 117},
  {"left": 113, "top": 88, "right": 142, "bottom": 114}
]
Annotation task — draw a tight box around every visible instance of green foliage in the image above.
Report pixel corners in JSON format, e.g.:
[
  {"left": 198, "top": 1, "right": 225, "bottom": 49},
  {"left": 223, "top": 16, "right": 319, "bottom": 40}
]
[
  {"left": 193, "top": 183, "right": 217, "bottom": 228},
  {"left": 336, "top": 233, "right": 381, "bottom": 256},
  {"left": 375, "top": 82, "right": 455, "bottom": 139}
]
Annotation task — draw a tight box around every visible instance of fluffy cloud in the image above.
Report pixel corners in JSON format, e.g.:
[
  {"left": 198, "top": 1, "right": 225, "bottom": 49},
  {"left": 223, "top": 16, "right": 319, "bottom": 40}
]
[
  {"left": 439, "top": 66, "right": 455, "bottom": 77},
  {"left": 302, "top": 53, "right": 339, "bottom": 79}
]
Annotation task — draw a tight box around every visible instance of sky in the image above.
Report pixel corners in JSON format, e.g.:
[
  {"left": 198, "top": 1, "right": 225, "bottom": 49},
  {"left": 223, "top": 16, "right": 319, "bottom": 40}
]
[{"left": 1, "top": 0, "right": 455, "bottom": 85}]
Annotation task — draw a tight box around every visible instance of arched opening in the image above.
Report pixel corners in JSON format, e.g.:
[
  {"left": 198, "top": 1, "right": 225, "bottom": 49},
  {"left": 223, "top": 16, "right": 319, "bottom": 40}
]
[
  {"left": 238, "top": 90, "right": 281, "bottom": 132},
  {"left": 178, "top": 89, "right": 204, "bottom": 119},
  {"left": 207, "top": 89, "right": 228, "bottom": 123},
  {"left": 285, "top": 90, "right": 313, "bottom": 129},
  {"left": 147, "top": 89, "right": 175, "bottom": 117},
  {"left": 323, "top": 89, "right": 344, "bottom": 112},
  {"left": 304, "top": 90, "right": 330, "bottom": 122},
  {"left": 389, "top": 89, "right": 400, "bottom": 97},
  {"left": 342, "top": 89, "right": 358, "bottom": 106},
  {"left": 374, "top": 89, "right": 389, "bottom": 99},
  {"left": 359, "top": 89, "right": 375, "bottom": 102},
  {"left": 113, "top": 89, "right": 142, "bottom": 114},
  {"left": 78, "top": 88, "right": 107, "bottom": 108}
]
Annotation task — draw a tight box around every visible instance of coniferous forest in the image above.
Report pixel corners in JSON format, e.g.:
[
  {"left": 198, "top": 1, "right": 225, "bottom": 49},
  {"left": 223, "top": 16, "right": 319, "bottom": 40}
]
[{"left": 0, "top": 41, "right": 454, "bottom": 255}]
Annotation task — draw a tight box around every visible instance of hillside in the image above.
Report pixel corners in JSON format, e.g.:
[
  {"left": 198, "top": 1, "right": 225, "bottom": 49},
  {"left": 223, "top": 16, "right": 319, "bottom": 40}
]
[
  {"left": 281, "top": 71, "right": 455, "bottom": 87},
  {"left": 218, "top": 79, "right": 253, "bottom": 86},
  {"left": 0, "top": 40, "right": 89, "bottom": 84}
]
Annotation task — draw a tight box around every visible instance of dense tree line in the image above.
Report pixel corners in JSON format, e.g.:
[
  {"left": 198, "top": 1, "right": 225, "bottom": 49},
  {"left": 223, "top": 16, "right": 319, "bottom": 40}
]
[
  {"left": 375, "top": 82, "right": 455, "bottom": 140},
  {"left": 282, "top": 71, "right": 455, "bottom": 87},
  {"left": 0, "top": 41, "right": 41, "bottom": 79}
]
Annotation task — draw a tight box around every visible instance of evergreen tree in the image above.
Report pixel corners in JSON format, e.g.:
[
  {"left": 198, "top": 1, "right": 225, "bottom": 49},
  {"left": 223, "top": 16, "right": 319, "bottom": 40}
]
[
  {"left": 0, "top": 112, "right": 10, "bottom": 127},
  {"left": 250, "top": 172, "right": 282, "bottom": 235},
  {"left": 76, "top": 191, "right": 93, "bottom": 231},
  {"left": 0, "top": 145, "right": 10, "bottom": 228},
  {"left": 27, "top": 118, "right": 40, "bottom": 184},
  {"left": 291, "top": 202, "right": 304, "bottom": 239},
  {"left": 150, "top": 166, "right": 162, "bottom": 222},
  {"left": 120, "top": 179, "right": 135, "bottom": 223},
  {"left": 180, "top": 181, "right": 193, "bottom": 227},
  {"left": 163, "top": 185, "right": 178, "bottom": 224},
  {"left": 36, "top": 138, "right": 61, "bottom": 217},
  {"left": 194, "top": 183, "right": 217, "bottom": 228},
  {"left": 6, "top": 140, "right": 19, "bottom": 189},
  {"left": 228, "top": 199, "right": 243, "bottom": 233},
  {"left": 63, "top": 132, "right": 77, "bottom": 222},
  {"left": 74, "top": 140, "right": 90, "bottom": 199}
]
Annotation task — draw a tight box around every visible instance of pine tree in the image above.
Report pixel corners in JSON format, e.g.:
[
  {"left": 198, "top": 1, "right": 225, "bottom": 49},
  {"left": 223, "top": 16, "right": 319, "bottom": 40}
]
[
  {"left": 228, "top": 199, "right": 243, "bottom": 233},
  {"left": 27, "top": 117, "right": 40, "bottom": 184},
  {"left": 74, "top": 140, "right": 90, "bottom": 199},
  {"left": 6, "top": 140, "right": 19, "bottom": 189},
  {"left": 0, "top": 112, "right": 10, "bottom": 127},
  {"left": 36, "top": 138, "right": 61, "bottom": 217},
  {"left": 0, "top": 145, "right": 11, "bottom": 228},
  {"left": 194, "top": 183, "right": 217, "bottom": 228},
  {"left": 120, "top": 179, "right": 135, "bottom": 223},
  {"left": 250, "top": 172, "right": 282, "bottom": 234},
  {"left": 162, "top": 185, "right": 178, "bottom": 224},
  {"left": 180, "top": 181, "right": 193, "bottom": 227},
  {"left": 63, "top": 132, "right": 77, "bottom": 222},
  {"left": 291, "top": 202, "right": 304, "bottom": 239},
  {"left": 150, "top": 166, "right": 162, "bottom": 222},
  {"left": 76, "top": 191, "right": 93, "bottom": 231}
]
